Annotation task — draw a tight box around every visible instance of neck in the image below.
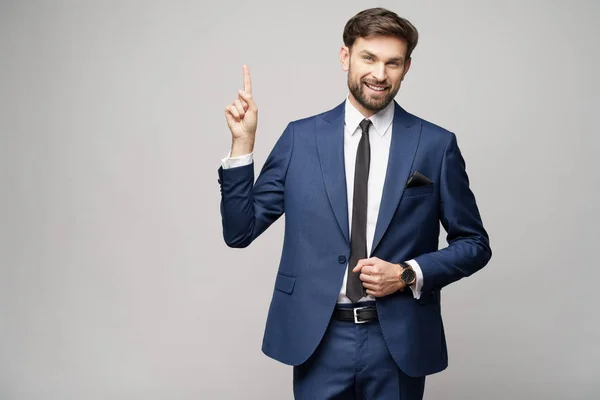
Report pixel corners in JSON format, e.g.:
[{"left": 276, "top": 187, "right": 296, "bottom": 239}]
[{"left": 348, "top": 93, "right": 377, "bottom": 118}]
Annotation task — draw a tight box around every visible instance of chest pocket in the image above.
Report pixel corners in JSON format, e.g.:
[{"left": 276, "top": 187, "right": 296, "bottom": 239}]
[{"left": 403, "top": 184, "right": 434, "bottom": 197}]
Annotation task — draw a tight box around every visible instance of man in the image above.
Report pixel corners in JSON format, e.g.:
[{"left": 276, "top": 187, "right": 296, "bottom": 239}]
[{"left": 218, "top": 7, "right": 491, "bottom": 399}]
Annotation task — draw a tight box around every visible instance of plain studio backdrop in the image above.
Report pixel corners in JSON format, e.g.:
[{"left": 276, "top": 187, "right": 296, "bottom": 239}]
[{"left": 1, "top": 0, "right": 598, "bottom": 399}]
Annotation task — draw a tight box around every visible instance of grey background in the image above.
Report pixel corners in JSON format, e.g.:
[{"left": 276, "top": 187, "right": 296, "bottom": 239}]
[{"left": 1, "top": 0, "right": 598, "bottom": 399}]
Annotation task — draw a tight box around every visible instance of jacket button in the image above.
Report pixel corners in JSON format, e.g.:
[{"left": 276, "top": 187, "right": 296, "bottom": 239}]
[{"left": 338, "top": 255, "right": 347, "bottom": 264}]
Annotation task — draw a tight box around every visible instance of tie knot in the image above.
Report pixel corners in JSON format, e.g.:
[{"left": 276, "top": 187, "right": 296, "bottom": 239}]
[{"left": 359, "top": 119, "right": 372, "bottom": 134}]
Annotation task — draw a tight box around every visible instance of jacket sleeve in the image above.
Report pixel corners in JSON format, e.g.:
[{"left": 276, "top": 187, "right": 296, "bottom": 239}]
[
  {"left": 217, "top": 122, "right": 295, "bottom": 248},
  {"left": 414, "top": 133, "right": 492, "bottom": 293}
]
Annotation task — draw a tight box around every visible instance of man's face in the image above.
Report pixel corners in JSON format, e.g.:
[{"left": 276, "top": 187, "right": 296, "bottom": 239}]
[{"left": 340, "top": 36, "right": 411, "bottom": 115}]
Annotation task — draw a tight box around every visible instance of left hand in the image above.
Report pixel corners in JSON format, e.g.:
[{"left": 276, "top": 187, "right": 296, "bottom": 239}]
[{"left": 353, "top": 257, "right": 406, "bottom": 297}]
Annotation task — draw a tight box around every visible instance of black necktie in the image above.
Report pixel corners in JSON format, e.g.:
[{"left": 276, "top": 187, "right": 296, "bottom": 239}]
[{"left": 346, "top": 119, "right": 372, "bottom": 303}]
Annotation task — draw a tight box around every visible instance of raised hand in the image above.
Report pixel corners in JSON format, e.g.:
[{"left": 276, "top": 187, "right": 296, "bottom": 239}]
[{"left": 225, "top": 65, "right": 258, "bottom": 142}]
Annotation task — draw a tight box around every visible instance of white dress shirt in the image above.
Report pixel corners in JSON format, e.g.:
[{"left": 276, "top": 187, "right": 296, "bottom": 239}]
[{"left": 220, "top": 95, "right": 423, "bottom": 302}]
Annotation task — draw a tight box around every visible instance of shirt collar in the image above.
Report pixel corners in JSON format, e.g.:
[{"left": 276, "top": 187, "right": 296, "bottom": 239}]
[{"left": 344, "top": 93, "right": 395, "bottom": 137}]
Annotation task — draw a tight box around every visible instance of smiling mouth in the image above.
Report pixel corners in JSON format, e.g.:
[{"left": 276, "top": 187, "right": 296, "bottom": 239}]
[{"left": 364, "top": 82, "right": 388, "bottom": 92}]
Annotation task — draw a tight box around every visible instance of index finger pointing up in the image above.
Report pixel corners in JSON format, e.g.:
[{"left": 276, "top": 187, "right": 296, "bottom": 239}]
[{"left": 242, "top": 64, "right": 252, "bottom": 94}]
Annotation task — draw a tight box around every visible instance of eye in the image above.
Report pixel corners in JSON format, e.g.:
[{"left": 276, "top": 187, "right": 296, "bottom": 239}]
[
  {"left": 387, "top": 62, "right": 400, "bottom": 67},
  {"left": 362, "top": 56, "right": 373, "bottom": 61}
]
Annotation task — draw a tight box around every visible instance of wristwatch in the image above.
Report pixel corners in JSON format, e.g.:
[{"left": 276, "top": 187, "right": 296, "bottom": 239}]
[{"left": 398, "top": 262, "right": 416, "bottom": 286}]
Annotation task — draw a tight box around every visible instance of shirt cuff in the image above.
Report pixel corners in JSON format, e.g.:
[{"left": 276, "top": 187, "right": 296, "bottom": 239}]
[
  {"left": 221, "top": 150, "right": 254, "bottom": 169},
  {"left": 405, "top": 259, "right": 423, "bottom": 300}
]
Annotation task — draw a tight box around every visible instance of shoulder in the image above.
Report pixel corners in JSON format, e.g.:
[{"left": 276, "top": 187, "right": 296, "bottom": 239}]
[
  {"left": 405, "top": 109, "right": 457, "bottom": 147},
  {"left": 289, "top": 113, "right": 319, "bottom": 129},
  {"left": 413, "top": 113, "right": 455, "bottom": 140},
  {"left": 287, "top": 101, "right": 345, "bottom": 131}
]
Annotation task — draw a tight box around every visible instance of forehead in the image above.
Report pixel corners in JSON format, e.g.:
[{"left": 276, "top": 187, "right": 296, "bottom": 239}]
[{"left": 352, "top": 36, "right": 407, "bottom": 59}]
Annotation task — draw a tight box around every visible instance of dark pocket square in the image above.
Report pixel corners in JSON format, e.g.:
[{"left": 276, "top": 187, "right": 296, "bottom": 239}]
[{"left": 406, "top": 170, "right": 433, "bottom": 188}]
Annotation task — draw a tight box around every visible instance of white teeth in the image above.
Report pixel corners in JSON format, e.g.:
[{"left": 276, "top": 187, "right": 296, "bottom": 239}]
[{"left": 366, "top": 83, "right": 386, "bottom": 91}]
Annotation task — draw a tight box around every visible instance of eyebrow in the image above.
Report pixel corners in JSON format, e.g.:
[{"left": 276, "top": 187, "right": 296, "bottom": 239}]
[{"left": 359, "top": 50, "right": 404, "bottom": 62}]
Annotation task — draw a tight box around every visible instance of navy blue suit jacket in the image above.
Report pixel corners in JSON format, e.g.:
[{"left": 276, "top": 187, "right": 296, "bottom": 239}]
[{"left": 217, "top": 100, "right": 491, "bottom": 377}]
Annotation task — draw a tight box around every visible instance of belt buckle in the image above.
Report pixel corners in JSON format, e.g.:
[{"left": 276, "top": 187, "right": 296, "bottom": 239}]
[{"left": 353, "top": 306, "right": 370, "bottom": 324}]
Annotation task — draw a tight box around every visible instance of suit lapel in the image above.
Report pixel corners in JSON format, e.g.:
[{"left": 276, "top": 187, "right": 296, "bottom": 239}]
[
  {"left": 315, "top": 100, "right": 422, "bottom": 252},
  {"left": 316, "top": 101, "right": 349, "bottom": 243},
  {"left": 370, "top": 102, "right": 421, "bottom": 256}
]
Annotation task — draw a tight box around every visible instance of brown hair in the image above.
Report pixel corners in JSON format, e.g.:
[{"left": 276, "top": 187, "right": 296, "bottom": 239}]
[{"left": 343, "top": 8, "right": 419, "bottom": 59}]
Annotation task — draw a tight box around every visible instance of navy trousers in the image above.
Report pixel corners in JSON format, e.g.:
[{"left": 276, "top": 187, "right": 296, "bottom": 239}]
[{"left": 293, "top": 302, "right": 426, "bottom": 399}]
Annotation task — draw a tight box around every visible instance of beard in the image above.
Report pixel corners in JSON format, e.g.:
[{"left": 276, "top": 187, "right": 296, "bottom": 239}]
[{"left": 347, "top": 69, "right": 399, "bottom": 112}]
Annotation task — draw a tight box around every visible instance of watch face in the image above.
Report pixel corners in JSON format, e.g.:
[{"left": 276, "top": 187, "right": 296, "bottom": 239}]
[{"left": 401, "top": 268, "right": 416, "bottom": 284}]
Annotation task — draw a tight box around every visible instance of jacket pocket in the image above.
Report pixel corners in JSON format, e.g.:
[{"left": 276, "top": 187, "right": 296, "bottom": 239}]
[
  {"left": 274, "top": 272, "right": 296, "bottom": 294},
  {"left": 404, "top": 184, "right": 434, "bottom": 197}
]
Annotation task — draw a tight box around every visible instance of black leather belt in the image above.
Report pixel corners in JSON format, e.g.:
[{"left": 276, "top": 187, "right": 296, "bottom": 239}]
[{"left": 333, "top": 305, "right": 378, "bottom": 324}]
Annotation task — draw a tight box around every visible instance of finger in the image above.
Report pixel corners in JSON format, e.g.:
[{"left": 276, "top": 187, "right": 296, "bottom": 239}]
[
  {"left": 225, "top": 108, "right": 237, "bottom": 125},
  {"left": 362, "top": 282, "right": 377, "bottom": 290},
  {"left": 365, "top": 289, "right": 379, "bottom": 297},
  {"left": 225, "top": 105, "right": 238, "bottom": 121},
  {"left": 360, "top": 273, "right": 375, "bottom": 283},
  {"left": 237, "top": 93, "right": 249, "bottom": 111},
  {"left": 229, "top": 104, "right": 240, "bottom": 120},
  {"left": 238, "top": 90, "right": 257, "bottom": 112},
  {"left": 362, "top": 263, "right": 381, "bottom": 275},
  {"left": 353, "top": 258, "right": 375, "bottom": 272},
  {"left": 234, "top": 99, "right": 245, "bottom": 118},
  {"left": 243, "top": 65, "right": 252, "bottom": 94},
  {"left": 359, "top": 265, "right": 377, "bottom": 275}
]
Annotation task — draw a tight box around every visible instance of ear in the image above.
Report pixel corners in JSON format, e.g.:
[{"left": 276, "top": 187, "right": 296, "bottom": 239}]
[
  {"left": 340, "top": 46, "right": 350, "bottom": 72},
  {"left": 401, "top": 57, "right": 412, "bottom": 81}
]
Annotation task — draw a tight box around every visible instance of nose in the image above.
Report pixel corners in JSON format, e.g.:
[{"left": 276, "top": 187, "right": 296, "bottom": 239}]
[{"left": 371, "top": 63, "right": 387, "bottom": 82}]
